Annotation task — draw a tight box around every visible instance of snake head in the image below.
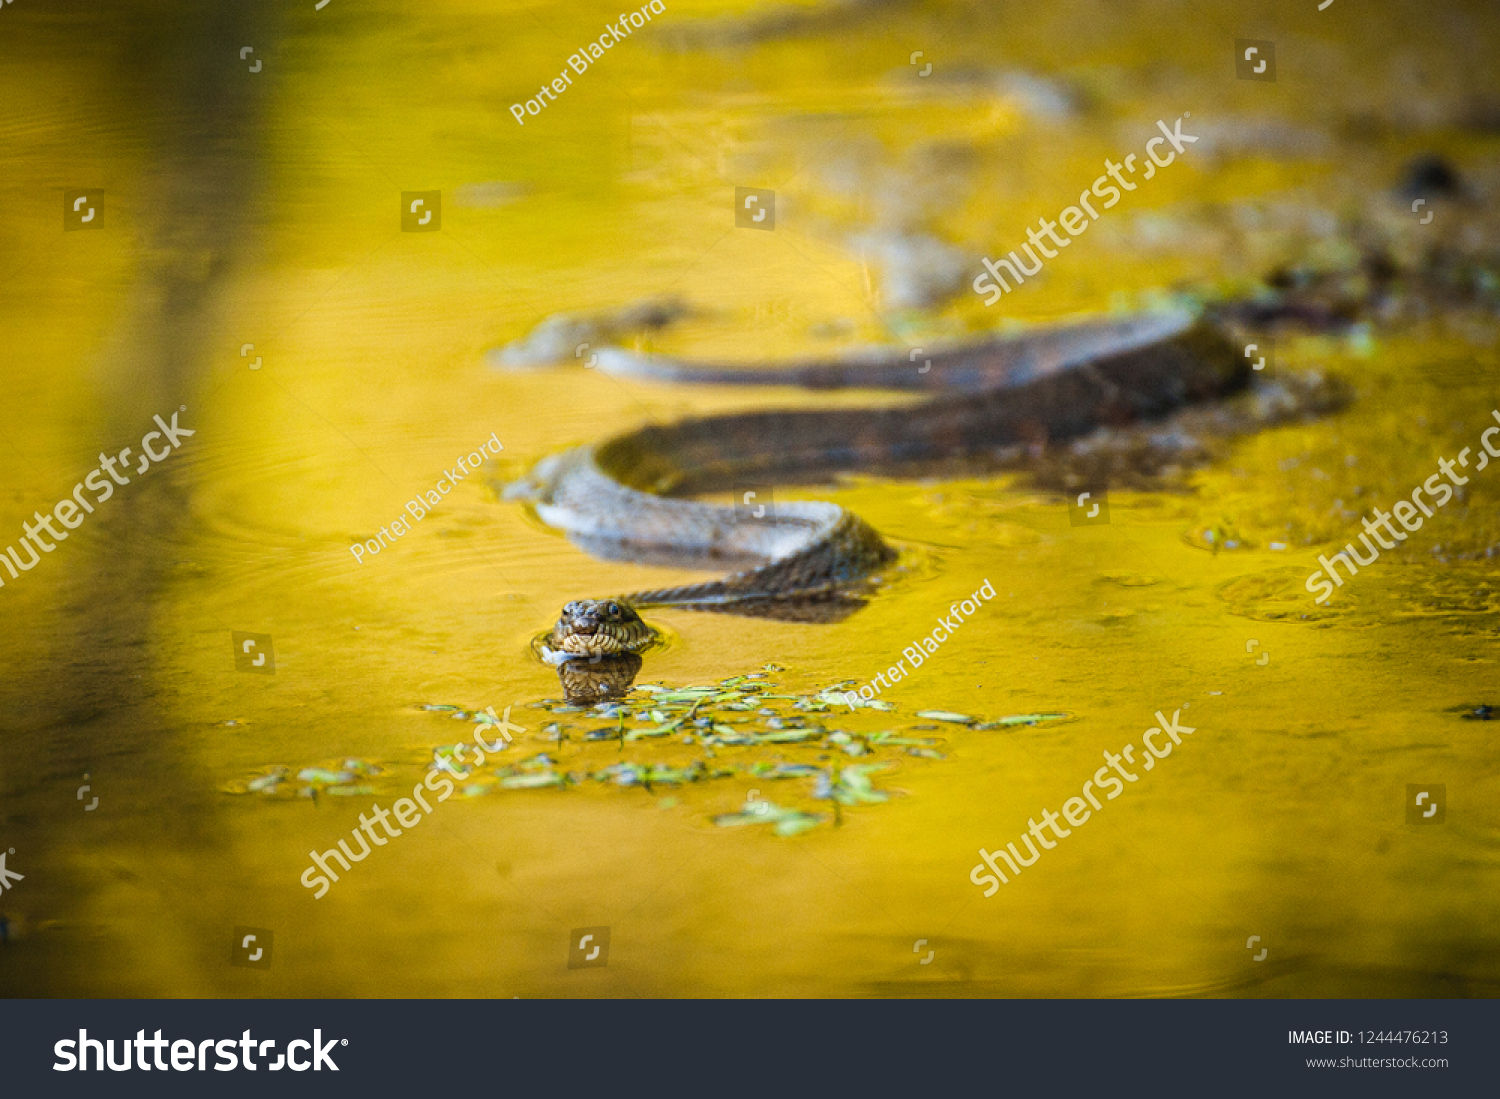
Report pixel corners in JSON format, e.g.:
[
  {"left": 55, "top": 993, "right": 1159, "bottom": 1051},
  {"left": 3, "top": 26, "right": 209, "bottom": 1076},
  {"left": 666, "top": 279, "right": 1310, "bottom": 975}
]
[{"left": 550, "top": 599, "right": 653, "bottom": 658}]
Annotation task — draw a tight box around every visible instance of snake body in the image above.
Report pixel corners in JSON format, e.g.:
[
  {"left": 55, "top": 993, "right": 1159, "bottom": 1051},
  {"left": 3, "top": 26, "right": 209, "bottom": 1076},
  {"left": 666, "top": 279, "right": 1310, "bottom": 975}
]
[{"left": 508, "top": 308, "right": 1250, "bottom": 633}]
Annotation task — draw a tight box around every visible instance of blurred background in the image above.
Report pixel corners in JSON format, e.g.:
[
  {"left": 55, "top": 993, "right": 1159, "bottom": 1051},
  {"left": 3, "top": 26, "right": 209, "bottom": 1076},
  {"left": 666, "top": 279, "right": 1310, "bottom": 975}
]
[{"left": 1, "top": 0, "right": 1498, "bottom": 997}]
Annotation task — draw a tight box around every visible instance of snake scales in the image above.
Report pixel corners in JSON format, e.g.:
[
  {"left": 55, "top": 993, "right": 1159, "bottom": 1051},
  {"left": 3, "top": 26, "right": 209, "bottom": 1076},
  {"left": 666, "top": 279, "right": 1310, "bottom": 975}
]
[{"left": 506, "top": 307, "right": 1252, "bottom": 643}]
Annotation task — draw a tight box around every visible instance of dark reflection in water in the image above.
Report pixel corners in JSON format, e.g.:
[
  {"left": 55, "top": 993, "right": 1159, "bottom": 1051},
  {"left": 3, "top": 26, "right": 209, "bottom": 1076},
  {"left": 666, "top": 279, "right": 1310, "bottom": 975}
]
[
  {"left": 1, "top": 0, "right": 277, "bottom": 995},
  {"left": 556, "top": 654, "right": 643, "bottom": 703}
]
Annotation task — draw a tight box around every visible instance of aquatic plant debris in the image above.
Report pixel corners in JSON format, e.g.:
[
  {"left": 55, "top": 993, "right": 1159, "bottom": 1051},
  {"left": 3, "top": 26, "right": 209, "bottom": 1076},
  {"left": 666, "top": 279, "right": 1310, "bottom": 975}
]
[
  {"left": 713, "top": 799, "right": 825, "bottom": 836},
  {"left": 816, "top": 764, "right": 893, "bottom": 805},
  {"left": 915, "top": 710, "right": 976, "bottom": 724},
  {"left": 224, "top": 669, "right": 1069, "bottom": 837},
  {"left": 221, "top": 759, "right": 382, "bottom": 799},
  {"left": 975, "top": 712, "right": 1073, "bottom": 729}
]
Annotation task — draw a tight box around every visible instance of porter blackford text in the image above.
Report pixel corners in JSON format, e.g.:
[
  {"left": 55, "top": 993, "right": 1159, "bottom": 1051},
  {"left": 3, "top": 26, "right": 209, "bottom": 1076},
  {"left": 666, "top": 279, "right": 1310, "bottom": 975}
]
[
  {"left": 509, "top": 2, "right": 665, "bottom": 125},
  {"left": 970, "top": 707, "right": 1201, "bottom": 894},
  {"left": 1, "top": 411, "right": 195, "bottom": 592},
  {"left": 350, "top": 432, "right": 502, "bottom": 563},
  {"left": 843, "top": 579, "right": 996, "bottom": 706}
]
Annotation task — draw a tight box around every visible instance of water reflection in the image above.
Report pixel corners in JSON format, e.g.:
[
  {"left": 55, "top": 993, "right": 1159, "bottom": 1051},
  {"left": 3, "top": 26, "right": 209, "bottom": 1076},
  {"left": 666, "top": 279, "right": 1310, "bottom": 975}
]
[
  {"left": 6, "top": 0, "right": 1498, "bottom": 1001},
  {"left": 556, "top": 652, "right": 643, "bottom": 703}
]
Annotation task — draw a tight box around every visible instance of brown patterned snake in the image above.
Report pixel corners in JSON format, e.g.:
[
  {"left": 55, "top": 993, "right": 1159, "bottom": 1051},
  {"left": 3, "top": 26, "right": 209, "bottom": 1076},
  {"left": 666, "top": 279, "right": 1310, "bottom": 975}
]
[{"left": 505, "top": 307, "right": 1252, "bottom": 641}]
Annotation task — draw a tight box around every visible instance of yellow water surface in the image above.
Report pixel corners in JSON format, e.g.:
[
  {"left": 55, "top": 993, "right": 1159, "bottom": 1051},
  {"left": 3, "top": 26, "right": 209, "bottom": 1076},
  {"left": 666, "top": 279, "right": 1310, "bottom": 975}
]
[{"left": 1, "top": 0, "right": 1498, "bottom": 997}]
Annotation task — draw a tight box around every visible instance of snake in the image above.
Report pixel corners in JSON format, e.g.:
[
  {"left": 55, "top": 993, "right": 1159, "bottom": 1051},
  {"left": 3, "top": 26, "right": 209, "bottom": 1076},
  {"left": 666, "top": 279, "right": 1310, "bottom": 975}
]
[
  {"left": 509, "top": 307, "right": 1255, "bottom": 659},
  {"left": 542, "top": 599, "right": 657, "bottom": 661}
]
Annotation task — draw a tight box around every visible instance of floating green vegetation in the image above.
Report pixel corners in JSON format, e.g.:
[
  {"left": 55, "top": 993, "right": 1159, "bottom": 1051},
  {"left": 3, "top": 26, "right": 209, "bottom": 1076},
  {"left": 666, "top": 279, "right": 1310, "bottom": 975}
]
[
  {"left": 713, "top": 799, "right": 825, "bottom": 837},
  {"left": 915, "top": 710, "right": 976, "bottom": 724},
  {"left": 975, "top": 712, "right": 1073, "bottom": 730},
  {"left": 225, "top": 667, "right": 1070, "bottom": 837},
  {"left": 817, "top": 763, "right": 893, "bottom": 805},
  {"left": 221, "top": 759, "right": 382, "bottom": 799}
]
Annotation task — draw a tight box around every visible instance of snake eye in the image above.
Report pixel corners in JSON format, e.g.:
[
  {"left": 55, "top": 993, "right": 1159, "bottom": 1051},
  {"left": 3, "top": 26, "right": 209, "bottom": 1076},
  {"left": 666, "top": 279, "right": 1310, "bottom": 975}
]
[{"left": 606, "top": 602, "right": 620, "bottom": 617}]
